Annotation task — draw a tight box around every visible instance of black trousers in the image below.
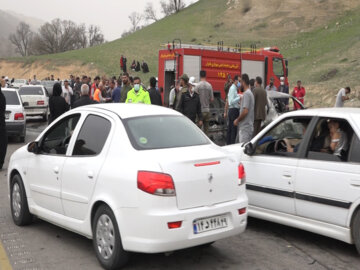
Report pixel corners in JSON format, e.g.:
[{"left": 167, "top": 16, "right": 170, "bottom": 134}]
[
  {"left": 0, "top": 128, "right": 7, "bottom": 169},
  {"left": 226, "top": 108, "right": 239, "bottom": 145}
]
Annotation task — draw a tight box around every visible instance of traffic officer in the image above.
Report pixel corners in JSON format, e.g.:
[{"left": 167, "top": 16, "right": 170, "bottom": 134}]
[
  {"left": 125, "top": 77, "right": 151, "bottom": 104},
  {"left": 0, "top": 85, "right": 7, "bottom": 170}
]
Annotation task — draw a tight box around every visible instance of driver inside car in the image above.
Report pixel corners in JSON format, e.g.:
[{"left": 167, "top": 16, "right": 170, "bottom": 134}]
[{"left": 284, "top": 122, "right": 308, "bottom": 153}]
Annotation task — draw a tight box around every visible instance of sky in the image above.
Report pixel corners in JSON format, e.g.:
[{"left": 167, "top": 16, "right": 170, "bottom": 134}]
[{"left": 0, "top": 0, "right": 197, "bottom": 41}]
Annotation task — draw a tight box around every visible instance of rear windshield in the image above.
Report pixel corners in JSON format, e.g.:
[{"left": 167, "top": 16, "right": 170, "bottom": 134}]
[
  {"left": 3, "top": 91, "right": 20, "bottom": 105},
  {"left": 19, "top": 87, "right": 43, "bottom": 96},
  {"left": 123, "top": 115, "right": 210, "bottom": 150}
]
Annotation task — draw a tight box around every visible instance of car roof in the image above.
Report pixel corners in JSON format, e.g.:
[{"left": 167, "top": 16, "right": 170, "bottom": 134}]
[
  {"left": 1, "top": 88, "right": 17, "bottom": 92},
  {"left": 280, "top": 107, "right": 360, "bottom": 119},
  {"left": 267, "top": 90, "right": 292, "bottom": 98},
  {"left": 72, "top": 103, "right": 182, "bottom": 119},
  {"left": 20, "top": 85, "right": 44, "bottom": 88}
]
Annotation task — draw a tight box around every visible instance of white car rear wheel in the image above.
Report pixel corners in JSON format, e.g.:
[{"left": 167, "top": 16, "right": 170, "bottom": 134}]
[
  {"left": 92, "top": 205, "right": 129, "bottom": 270},
  {"left": 10, "top": 174, "right": 32, "bottom": 226}
]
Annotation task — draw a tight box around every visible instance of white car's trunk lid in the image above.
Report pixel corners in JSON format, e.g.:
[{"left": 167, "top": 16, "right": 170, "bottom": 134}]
[{"left": 149, "top": 145, "right": 239, "bottom": 210}]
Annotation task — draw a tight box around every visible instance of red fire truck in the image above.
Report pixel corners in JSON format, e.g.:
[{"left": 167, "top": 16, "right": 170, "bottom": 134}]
[{"left": 158, "top": 40, "right": 289, "bottom": 106}]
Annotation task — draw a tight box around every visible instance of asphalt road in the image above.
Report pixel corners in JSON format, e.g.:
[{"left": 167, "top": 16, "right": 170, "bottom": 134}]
[{"left": 0, "top": 118, "right": 360, "bottom": 270}]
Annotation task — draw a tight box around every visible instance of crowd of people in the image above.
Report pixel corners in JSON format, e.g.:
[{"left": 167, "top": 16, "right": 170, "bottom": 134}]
[
  {"left": 120, "top": 55, "right": 150, "bottom": 74},
  {"left": 46, "top": 73, "right": 162, "bottom": 124}
]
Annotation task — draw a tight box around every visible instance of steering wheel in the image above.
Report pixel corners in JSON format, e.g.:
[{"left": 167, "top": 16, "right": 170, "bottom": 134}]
[{"left": 275, "top": 139, "right": 287, "bottom": 152}]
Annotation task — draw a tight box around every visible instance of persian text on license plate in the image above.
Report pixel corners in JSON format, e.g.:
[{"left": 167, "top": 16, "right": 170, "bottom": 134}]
[{"left": 193, "top": 214, "right": 228, "bottom": 234}]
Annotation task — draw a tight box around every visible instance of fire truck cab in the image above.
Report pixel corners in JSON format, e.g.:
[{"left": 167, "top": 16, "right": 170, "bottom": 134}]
[{"left": 158, "top": 41, "right": 288, "bottom": 106}]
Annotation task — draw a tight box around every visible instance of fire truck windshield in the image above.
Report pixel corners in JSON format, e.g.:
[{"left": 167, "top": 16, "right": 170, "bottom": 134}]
[{"left": 272, "top": 57, "right": 284, "bottom": 78}]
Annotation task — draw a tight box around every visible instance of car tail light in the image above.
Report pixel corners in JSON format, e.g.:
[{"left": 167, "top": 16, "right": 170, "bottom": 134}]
[
  {"left": 238, "top": 163, "right": 246, "bottom": 185},
  {"left": 238, "top": 208, "right": 246, "bottom": 215},
  {"left": 137, "top": 171, "right": 176, "bottom": 196},
  {"left": 37, "top": 100, "right": 44, "bottom": 105},
  {"left": 168, "top": 221, "right": 182, "bottom": 229},
  {"left": 14, "top": 113, "right": 24, "bottom": 120}
]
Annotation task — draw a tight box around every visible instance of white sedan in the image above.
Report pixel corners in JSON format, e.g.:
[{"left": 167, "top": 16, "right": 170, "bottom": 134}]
[
  {"left": 8, "top": 104, "right": 248, "bottom": 269},
  {"left": 227, "top": 108, "right": 360, "bottom": 254}
]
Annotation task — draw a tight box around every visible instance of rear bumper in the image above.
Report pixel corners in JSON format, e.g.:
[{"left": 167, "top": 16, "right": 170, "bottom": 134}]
[
  {"left": 116, "top": 196, "right": 248, "bottom": 253},
  {"left": 6, "top": 121, "right": 25, "bottom": 136},
  {"left": 24, "top": 106, "right": 48, "bottom": 116}
]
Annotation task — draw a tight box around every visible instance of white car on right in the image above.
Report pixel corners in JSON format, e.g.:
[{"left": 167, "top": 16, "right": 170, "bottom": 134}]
[{"left": 228, "top": 108, "right": 360, "bottom": 254}]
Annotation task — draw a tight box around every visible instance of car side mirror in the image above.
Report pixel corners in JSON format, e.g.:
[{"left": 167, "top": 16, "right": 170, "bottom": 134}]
[
  {"left": 244, "top": 142, "right": 255, "bottom": 156},
  {"left": 27, "top": 141, "right": 40, "bottom": 154},
  {"left": 23, "top": 102, "right": 29, "bottom": 107}
]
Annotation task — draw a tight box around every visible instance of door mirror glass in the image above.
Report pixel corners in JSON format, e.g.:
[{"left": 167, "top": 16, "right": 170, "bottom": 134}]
[
  {"left": 244, "top": 142, "right": 255, "bottom": 156},
  {"left": 27, "top": 141, "right": 39, "bottom": 154}
]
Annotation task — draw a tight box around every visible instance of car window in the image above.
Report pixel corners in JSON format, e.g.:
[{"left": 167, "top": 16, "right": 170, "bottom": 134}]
[
  {"left": 3, "top": 91, "right": 20, "bottom": 105},
  {"left": 19, "top": 87, "right": 44, "bottom": 96},
  {"left": 349, "top": 135, "right": 360, "bottom": 163},
  {"left": 72, "top": 115, "right": 111, "bottom": 156},
  {"left": 255, "top": 117, "right": 311, "bottom": 156},
  {"left": 40, "top": 114, "right": 81, "bottom": 155},
  {"left": 307, "top": 118, "right": 353, "bottom": 162},
  {"left": 272, "top": 58, "right": 284, "bottom": 78},
  {"left": 124, "top": 115, "right": 210, "bottom": 150}
]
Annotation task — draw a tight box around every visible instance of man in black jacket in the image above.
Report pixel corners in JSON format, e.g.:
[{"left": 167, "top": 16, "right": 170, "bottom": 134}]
[
  {"left": 72, "top": 84, "right": 99, "bottom": 108},
  {"left": 0, "top": 85, "right": 7, "bottom": 170},
  {"left": 49, "top": 83, "right": 69, "bottom": 124},
  {"left": 148, "top": 77, "right": 162, "bottom": 106},
  {"left": 180, "top": 81, "right": 203, "bottom": 126}
]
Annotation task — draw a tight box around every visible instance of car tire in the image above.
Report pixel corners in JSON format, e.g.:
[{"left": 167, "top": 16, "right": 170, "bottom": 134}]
[
  {"left": 352, "top": 209, "right": 360, "bottom": 254},
  {"left": 10, "top": 174, "right": 33, "bottom": 226},
  {"left": 92, "top": 205, "right": 129, "bottom": 270}
]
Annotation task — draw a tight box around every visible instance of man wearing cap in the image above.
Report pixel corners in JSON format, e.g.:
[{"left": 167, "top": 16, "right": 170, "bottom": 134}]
[
  {"left": 179, "top": 77, "right": 203, "bottom": 126},
  {"left": 278, "top": 76, "right": 289, "bottom": 110},
  {"left": 174, "top": 74, "right": 190, "bottom": 111},
  {"left": 292, "top": 80, "right": 306, "bottom": 110}
]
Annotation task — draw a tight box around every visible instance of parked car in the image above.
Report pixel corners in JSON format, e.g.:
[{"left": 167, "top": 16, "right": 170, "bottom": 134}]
[
  {"left": 18, "top": 85, "right": 49, "bottom": 122},
  {"left": 225, "top": 108, "right": 360, "bottom": 254},
  {"left": 11, "top": 79, "right": 28, "bottom": 89},
  {"left": 208, "top": 91, "right": 305, "bottom": 145},
  {"left": 40, "top": 80, "right": 57, "bottom": 96},
  {"left": 8, "top": 104, "right": 248, "bottom": 269},
  {"left": 2, "top": 88, "right": 26, "bottom": 142}
]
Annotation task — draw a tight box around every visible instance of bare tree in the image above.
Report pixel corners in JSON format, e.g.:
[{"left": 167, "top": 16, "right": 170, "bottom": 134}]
[
  {"left": 160, "top": 0, "right": 186, "bottom": 16},
  {"left": 128, "top": 12, "right": 142, "bottom": 33},
  {"left": 88, "top": 25, "right": 105, "bottom": 47},
  {"left": 77, "top": 23, "right": 88, "bottom": 48},
  {"left": 9, "top": 22, "right": 33, "bottom": 57},
  {"left": 144, "top": 2, "right": 158, "bottom": 22}
]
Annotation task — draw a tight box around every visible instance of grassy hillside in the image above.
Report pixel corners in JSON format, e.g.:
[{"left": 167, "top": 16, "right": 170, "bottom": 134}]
[{"left": 1, "top": 0, "right": 360, "bottom": 107}]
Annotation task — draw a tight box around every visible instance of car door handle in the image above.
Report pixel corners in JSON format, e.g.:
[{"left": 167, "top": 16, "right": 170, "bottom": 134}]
[
  {"left": 88, "top": 171, "right": 94, "bottom": 179},
  {"left": 351, "top": 180, "right": 360, "bottom": 187},
  {"left": 283, "top": 174, "right": 292, "bottom": 178},
  {"left": 53, "top": 166, "right": 59, "bottom": 174}
]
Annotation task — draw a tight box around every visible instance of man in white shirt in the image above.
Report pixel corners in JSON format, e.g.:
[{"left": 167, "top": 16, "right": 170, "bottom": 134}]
[
  {"left": 62, "top": 80, "right": 74, "bottom": 106},
  {"left": 335, "top": 87, "right": 351, "bottom": 107}
]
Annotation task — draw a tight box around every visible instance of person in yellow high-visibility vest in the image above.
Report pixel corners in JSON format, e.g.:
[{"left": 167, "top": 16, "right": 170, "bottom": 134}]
[{"left": 125, "top": 77, "right": 151, "bottom": 104}]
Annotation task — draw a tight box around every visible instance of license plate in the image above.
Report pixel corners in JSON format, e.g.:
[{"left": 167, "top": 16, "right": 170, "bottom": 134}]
[{"left": 193, "top": 214, "right": 228, "bottom": 234}]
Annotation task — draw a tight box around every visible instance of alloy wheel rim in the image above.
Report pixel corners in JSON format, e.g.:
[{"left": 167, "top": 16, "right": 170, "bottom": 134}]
[
  {"left": 12, "top": 183, "right": 21, "bottom": 218},
  {"left": 96, "top": 214, "right": 115, "bottom": 260}
]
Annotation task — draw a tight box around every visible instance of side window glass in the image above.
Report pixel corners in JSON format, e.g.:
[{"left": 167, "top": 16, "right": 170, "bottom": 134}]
[
  {"left": 41, "top": 114, "right": 81, "bottom": 155},
  {"left": 273, "top": 58, "right": 284, "bottom": 78},
  {"left": 255, "top": 117, "right": 311, "bottom": 156},
  {"left": 72, "top": 115, "right": 111, "bottom": 156},
  {"left": 307, "top": 118, "right": 353, "bottom": 162},
  {"left": 348, "top": 135, "right": 360, "bottom": 163}
]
